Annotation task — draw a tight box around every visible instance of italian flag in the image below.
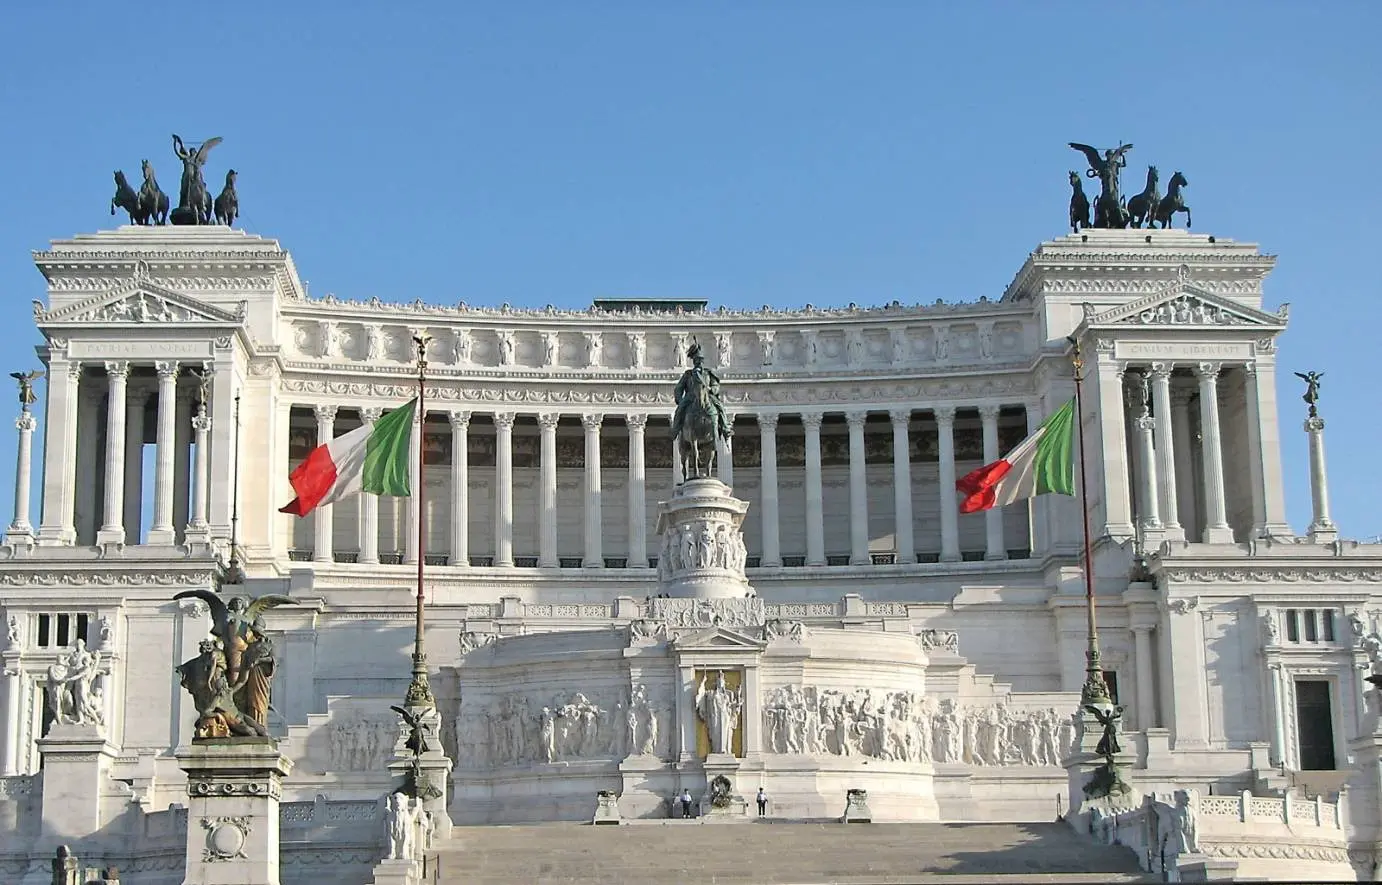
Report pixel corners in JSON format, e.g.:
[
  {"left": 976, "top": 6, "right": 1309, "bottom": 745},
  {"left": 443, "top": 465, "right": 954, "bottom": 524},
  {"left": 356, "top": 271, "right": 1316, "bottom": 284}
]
[
  {"left": 279, "top": 399, "right": 417, "bottom": 517},
  {"left": 955, "top": 399, "right": 1076, "bottom": 514}
]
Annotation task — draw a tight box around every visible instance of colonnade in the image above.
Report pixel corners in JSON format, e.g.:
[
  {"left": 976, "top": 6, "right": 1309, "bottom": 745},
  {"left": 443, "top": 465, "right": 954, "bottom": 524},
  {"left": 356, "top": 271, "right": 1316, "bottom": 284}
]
[{"left": 291, "top": 404, "right": 1029, "bottom": 568}]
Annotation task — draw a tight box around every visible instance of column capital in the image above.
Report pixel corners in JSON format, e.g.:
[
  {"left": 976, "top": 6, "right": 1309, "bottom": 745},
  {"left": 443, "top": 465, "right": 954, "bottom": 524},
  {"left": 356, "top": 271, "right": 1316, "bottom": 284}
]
[
  {"left": 581, "top": 413, "right": 603, "bottom": 431},
  {"left": 66, "top": 361, "right": 83, "bottom": 381},
  {"left": 1241, "top": 360, "right": 1257, "bottom": 377},
  {"left": 1148, "top": 361, "right": 1174, "bottom": 380},
  {"left": 16, "top": 413, "right": 36, "bottom": 433},
  {"left": 361, "top": 406, "right": 384, "bottom": 422},
  {"left": 537, "top": 412, "right": 560, "bottom": 431},
  {"left": 1136, "top": 415, "right": 1157, "bottom": 433},
  {"left": 154, "top": 360, "right": 180, "bottom": 379},
  {"left": 757, "top": 413, "right": 779, "bottom": 432},
  {"left": 1129, "top": 622, "right": 1155, "bottom": 635},
  {"left": 313, "top": 403, "right": 338, "bottom": 423},
  {"left": 801, "top": 411, "right": 824, "bottom": 430},
  {"left": 625, "top": 413, "right": 648, "bottom": 430},
  {"left": 103, "top": 361, "right": 131, "bottom": 379},
  {"left": 494, "top": 411, "right": 517, "bottom": 430},
  {"left": 888, "top": 408, "right": 911, "bottom": 425},
  {"left": 1193, "top": 361, "right": 1222, "bottom": 381},
  {"left": 933, "top": 405, "right": 956, "bottom": 425},
  {"left": 448, "top": 409, "right": 471, "bottom": 430},
  {"left": 192, "top": 413, "right": 212, "bottom": 433},
  {"left": 977, "top": 404, "right": 1001, "bottom": 423},
  {"left": 845, "top": 410, "right": 868, "bottom": 428}
]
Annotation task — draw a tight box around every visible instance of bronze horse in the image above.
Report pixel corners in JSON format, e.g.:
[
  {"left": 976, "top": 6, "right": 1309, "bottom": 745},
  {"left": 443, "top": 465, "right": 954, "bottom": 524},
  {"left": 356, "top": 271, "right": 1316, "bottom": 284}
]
[
  {"left": 676, "top": 369, "right": 719, "bottom": 478},
  {"left": 110, "top": 171, "right": 147, "bottom": 224},
  {"left": 1068, "top": 171, "right": 1090, "bottom": 233},
  {"left": 1126, "top": 166, "right": 1160, "bottom": 229},
  {"left": 139, "top": 160, "right": 169, "bottom": 225},
  {"left": 214, "top": 169, "right": 238, "bottom": 226},
  {"left": 1154, "top": 171, "right": 1191, "bottom": 229}
]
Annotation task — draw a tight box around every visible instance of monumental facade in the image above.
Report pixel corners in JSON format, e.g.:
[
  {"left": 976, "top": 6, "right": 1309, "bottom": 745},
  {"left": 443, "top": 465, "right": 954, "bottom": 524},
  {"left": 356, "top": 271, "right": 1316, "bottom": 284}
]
[{"left": 0, "top": 222, "right": 1379, "bottom": 882}]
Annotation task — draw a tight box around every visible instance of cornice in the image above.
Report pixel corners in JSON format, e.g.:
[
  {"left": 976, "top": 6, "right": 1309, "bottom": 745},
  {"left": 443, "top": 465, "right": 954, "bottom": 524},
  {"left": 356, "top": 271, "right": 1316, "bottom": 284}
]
[
  {"left": 1158, "top": 565, "right": 1382, "bottom": 585},
  {"left": 0, "top": 569, "right": 214, "bottom": 587}
]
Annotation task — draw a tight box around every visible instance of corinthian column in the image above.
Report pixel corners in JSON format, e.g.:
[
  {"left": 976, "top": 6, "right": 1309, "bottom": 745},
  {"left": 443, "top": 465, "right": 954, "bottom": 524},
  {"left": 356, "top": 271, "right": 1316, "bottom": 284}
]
[
  {"left": 37, "top": 357, "right": 79, "bottom": 545},
  {"left": 122, "top": 388, "right": 148, "bottom": 544},
  {"left": 627, "top": 414, "right": 648, "bottom": 567},
  {"left": 582, "top": 413, "right": 603, "bottom": 568},
  {"left": 889, "top": 409, "right": 914, "bottom": 564},
  {"left": 1148, "top": 363, "right": 1183, "bottom": 540},
  {"left": 935, "top": 406, "right": 960, "bottom": 562},
  {"left": 96, "top": 362, "right": 130, "bottom": 546},
  {"left": 978, "top": 405, "right": 1006, "bottom": 560},
  {"left": 186, "top": 403, "right": 212, "bottom": 539},
  {"left": 537, "top": 413, "right": 559, "bottom": 568},
  {"left": 757, "top": 414, "right": 781, "bottom": 567},
  {"left": 7, "top": 408, "right": 37, "bottom": 544},
  {"left": 494, "top": 412, "right": 516, "bottom": 567},
  {"left": 313, "top": 405, "right": 337, "bottom": 563},
  {"left": 147, "top": 361, "right": 179, "bottom": 546},
  {"left": 449, "top": 411, "right": 470, "bottom": 567},
  {"left": 846, "top": 410, "right": 870, "bottom": 565},
  {"left": 358, "top": 407, "right": 382, "bottom": 563},
  {"left": 1305, "top": 412, "right": 1337, "bottom": 543},
  {"left": 1192, "top": 363, "right": 1234, "bottom": 543},
  {"left": 803, "top": 411, "right": 826, "bottom": 567}
]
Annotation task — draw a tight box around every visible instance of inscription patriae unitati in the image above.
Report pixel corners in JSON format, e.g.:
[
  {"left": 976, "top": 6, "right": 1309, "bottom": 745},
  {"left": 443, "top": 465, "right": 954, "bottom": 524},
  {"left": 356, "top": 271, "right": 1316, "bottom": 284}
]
[{"left": 71, "top": 341, "right": 211, "bottom": 357}]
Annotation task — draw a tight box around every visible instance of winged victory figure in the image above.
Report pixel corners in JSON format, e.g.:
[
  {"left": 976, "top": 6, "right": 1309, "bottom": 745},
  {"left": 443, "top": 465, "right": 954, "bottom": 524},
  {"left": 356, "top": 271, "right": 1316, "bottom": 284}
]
[
  {"left": 1294, "top": 371, "right": 1324, "bottom": 417},
  {"left": 173, "top": 589, "right": 296, "bottom": 735},
  {"left": 10, "top": 370, "right": 44, "bottom": 408},
  {"left": 172, "top": 134, "right": 223, "bottom": 224},
  {"left": 1069, "top": 142, "right": 1133, "bottom": 229}
]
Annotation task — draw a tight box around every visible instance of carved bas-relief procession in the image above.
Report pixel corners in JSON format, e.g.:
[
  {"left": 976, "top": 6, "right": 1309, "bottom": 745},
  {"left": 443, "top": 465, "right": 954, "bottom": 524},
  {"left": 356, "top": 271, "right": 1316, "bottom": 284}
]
[{"left": 1, "top": 134, "right": 1380, "bottom": 884}]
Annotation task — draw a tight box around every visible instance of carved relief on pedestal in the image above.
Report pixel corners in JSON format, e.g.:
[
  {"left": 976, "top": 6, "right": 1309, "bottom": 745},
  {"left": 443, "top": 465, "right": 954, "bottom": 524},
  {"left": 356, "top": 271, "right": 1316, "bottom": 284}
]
[{"left": 452, "top": 687, "right": 668, "bottom": 768}]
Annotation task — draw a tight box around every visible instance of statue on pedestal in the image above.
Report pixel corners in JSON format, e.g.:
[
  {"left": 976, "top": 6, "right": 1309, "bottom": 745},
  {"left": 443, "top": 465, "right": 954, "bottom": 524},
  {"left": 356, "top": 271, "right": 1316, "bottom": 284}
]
[
  {"left": 670, "top": 340, "right": 732, "bottom": 479},
  {"left": 170, "top": 134, "right": 222, "bottom": 225},
  {"left": 1295, "top": 371, "right": 1324, "bottom": 418},
  {"left": 695, "top": 671, "right": 742, "bottom": 755},
  {"left": 10, "top": 371, "right": 42, "bottom": 408},
  {"left": 44, "top": 639, "right": 105, "bottom": 729},
  {"left": 173, "top": 590, "right": 296, "bottom": 737},
  {"left": 1081, "top": 704, "right": 1130, "bottom": 798},
  {"left": 1069, "top": 142, "right": 1133, "bottom": 229}
]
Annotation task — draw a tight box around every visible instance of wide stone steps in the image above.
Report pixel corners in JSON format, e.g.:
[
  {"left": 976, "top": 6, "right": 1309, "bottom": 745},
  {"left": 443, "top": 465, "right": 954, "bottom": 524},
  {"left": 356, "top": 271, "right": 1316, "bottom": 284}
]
[{"left": 424, "top": 821, "right": 1151, "bottom": 884}]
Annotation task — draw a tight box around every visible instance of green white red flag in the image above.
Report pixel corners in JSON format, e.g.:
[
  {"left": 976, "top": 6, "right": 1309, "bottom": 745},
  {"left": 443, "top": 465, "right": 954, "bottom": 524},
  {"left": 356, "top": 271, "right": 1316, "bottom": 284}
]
[
  {"left": 956, "top": 399, "right": 1076, "bottom": 514},
  {"left": 280, "top": 399, "right": 416, "bottom": 517}
]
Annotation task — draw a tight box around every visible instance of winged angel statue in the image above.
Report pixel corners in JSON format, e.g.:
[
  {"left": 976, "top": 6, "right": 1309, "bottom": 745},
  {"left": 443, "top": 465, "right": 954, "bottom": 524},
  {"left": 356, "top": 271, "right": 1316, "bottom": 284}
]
[
  {"left": 171, "top": 134, "right": 222, "bottom": 224},
  {"left": 173, "top": 590, "right": 296, "bottom": 738}
]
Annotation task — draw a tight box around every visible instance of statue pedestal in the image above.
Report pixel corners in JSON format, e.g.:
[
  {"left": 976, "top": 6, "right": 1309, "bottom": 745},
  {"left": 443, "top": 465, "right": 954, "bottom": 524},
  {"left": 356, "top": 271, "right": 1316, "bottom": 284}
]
[
  {"left": 37, "top": 724, "right": 117, "bottom": 851},
  {"left": 592, "top": 790, "right": 622, "bottom": 825},
  {"left": 1061, "top": 707, "right": 1135, "bottom": 827},
  {"left": 385, "top": 705, "right": 454, "bottom": 841},
  {"left": 699, "top": 754, "right": 749, "bottom": 820},
  {"left": 175, "top": 738, "right": 293, "bottom": 885},
  {"left": 843, "top": 789, "right": 873, "bottom": 824},
  {"left": 370, "top": 857, "right": 422, "bottom": 885},
  {"left": 655, "top": 478, "right": 751, "bottom": 600}
]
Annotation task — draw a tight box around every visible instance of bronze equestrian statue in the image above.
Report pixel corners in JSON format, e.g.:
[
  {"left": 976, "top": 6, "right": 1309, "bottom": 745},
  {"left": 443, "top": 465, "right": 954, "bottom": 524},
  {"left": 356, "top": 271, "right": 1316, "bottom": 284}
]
[
  {"left": 670, "top": 341, "right": 732, "bottom": 480},
  {"left": 1154, "top": 171, "right": 1191, "bottom": 229},
  {"left": 1068, "top": 171, "right": 1090, "bottom": 233},
  {"left": 214, "top": 169, "right": 238, "bottom": 226},
  {"left": 1126, "top": 165, "right": 1161, "bottom": 229}
]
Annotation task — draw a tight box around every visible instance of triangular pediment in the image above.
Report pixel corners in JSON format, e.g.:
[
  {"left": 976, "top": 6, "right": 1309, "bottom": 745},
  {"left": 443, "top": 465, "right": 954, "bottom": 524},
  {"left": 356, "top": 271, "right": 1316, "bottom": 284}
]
[
  {"left": 1082, "top": 284, "right": 1287, "bottom": 329},
  {"left": 37, "top": 277, "right": 244, "bottom": 326},
  {"left": 672, "top": 625, "right": 767, "bottom": 652}
]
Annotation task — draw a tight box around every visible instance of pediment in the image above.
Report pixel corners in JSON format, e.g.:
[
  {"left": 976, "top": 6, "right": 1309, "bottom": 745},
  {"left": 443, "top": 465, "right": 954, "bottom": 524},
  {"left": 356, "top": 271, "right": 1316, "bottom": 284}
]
[
  {"left": 672, "top": 626, "right": 767, "bottom": 652},
  {"left": 37, "top": 277, "right": 244, "bottom": 326},
  {"left": 1082, "top": 284, "right": 1286, "bottom": 329}
]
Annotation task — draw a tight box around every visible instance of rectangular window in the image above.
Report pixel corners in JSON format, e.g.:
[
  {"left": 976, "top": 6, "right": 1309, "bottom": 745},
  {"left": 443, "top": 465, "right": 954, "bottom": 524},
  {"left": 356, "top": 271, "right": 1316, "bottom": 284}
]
[
  {"left": 1320, "top": 610, "right": 1335, "bottom": 643},
  {"left": 37, "top": 614, "right": 49, "bottom": 647},
  {"left": 1285, "top": 609, "right": 1300, "bottom": 643},
  {"left": 1104, "top": 671, "right": 1120, "bottom": 705},
  {"left": 76, "top": 614, "right": 89, "bottom": 644},
  {"left": 56, "top": 614, "right": 70, "bottom": 647},
  {"left": 1295, "top": 680, "right": 1336, "bottom": 770}
]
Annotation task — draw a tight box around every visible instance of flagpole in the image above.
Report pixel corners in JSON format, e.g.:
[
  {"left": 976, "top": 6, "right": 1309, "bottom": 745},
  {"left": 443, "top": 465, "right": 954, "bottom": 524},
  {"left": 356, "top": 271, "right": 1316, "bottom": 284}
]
[
  {"left": 1070, "top": 337, "right": 1110, "bottom": 707},
  {"left": 404, "top": 333, "right": 435, "bottom": 710}
]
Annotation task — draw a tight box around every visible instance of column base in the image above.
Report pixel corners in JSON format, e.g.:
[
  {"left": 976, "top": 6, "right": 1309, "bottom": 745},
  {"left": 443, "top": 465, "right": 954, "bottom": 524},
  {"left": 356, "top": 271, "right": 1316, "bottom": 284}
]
[
  {"left": 759, "top": 558, "right": 782, "bottom": 568},
  {"left": 95, "top": 527, "right": 126, "bottom": 547},
  {"left": 3, "top": 528, "right": 34, "bottom": 554},
  {"left": 1200, "top": 525, "right": 1236, "bottom": 544},
  {"left": 583, "top": 560, "right": 604, "bottom": 570},
  {"left": 34, "top": 527, "right": 76, "bottom": 546},
  {"left": 939, "top": 552, "right": 961, "bottom": 563},
  {"left": 1254, "top": 522, "right": 1294, "bottom": 540},
  {"left": 849, "top": 554, "right": 870, "bottom": 566},
  {"left": 1308, "top": 520, "right": 1338, "bottom": 544},
  {"left": 183, "top": 525, "right": 213, "bottom": 553},
  {"left": 1159, "top": 523, "right": 1186, "bottom": 543},
  {"left": 146, "top": 527, "right": 177, "bottom": 546},
  {"left": 983, "top": 550, "right": 1008, "bottom": 562}
]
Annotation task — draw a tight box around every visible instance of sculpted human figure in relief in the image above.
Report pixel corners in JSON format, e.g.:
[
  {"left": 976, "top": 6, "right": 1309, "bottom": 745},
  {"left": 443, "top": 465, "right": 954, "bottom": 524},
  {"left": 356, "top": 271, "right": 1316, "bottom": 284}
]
[{"left": 695, "top": 671, "right": 742, "bottom": 755}]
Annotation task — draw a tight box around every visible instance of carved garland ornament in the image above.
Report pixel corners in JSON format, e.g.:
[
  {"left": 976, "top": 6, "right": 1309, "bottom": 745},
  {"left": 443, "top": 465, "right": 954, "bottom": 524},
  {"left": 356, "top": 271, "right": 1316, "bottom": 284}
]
[
  {"left": 0, "top": 571, "right": 213, "bottom": 587},
  {"left": 1161, "top": 568, "right": 1382, "bottom": 584}
]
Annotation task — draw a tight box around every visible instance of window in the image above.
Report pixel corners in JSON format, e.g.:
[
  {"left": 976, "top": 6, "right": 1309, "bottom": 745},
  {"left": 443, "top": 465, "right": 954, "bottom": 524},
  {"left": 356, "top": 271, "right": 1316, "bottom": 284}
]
[
  {"left": 1295, "top": 680, "right": 1336, "bottom": 770},
  {"left": 1282, "top": 609, "right": 1338, "bottom": 645},
  {"left": 1285, "top": 609, "right": 1299, "bottom": 642},
  {"left": 34, "top": 612, "right": 91, "bottom": 648},
  {"left": 1103, "top": 671, "right": 1120, "bottom": 705}
]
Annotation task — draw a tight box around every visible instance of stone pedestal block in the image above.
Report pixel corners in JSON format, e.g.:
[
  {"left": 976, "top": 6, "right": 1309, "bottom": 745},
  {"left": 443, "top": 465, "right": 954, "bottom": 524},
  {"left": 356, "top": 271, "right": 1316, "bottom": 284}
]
[
  {"left": 699, "top": 755, "right": 748, "bottom": 820},
  {"left": 36, "top": 724, "right": 117, "bottom": 851},
  {"left": 369, "top": 857, "right": 422, "bottom": 885},
  {"left": 1175, "top": 853, "right": 1240, "bottom": 882},
  {"left": 592, "top": 790, "right": 621, "bottom": 825},
  {"left": 655, "top": 478, "right": 751, "bottom": 600},
  {"left": 385, "top": 705, "right": 454, "bottom": 841},
  {"left": 175, "top": 738, "right": 293, "bottom": 885},
  {"left": 843, "top": 788, "right": 873, "bottom": 823}
]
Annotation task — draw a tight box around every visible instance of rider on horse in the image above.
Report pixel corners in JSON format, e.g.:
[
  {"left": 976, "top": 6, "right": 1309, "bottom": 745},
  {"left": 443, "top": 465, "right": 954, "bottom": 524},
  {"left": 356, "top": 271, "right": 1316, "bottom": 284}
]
[{"left": 671, "top": 341, "right": 732, "bottom": 442}]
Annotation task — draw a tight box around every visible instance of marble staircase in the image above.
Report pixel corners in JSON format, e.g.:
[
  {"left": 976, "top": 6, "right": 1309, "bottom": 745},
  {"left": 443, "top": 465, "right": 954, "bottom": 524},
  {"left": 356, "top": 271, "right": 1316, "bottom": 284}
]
[{"left": 423, "top": 821, "right": 1151, "bottom": 884}]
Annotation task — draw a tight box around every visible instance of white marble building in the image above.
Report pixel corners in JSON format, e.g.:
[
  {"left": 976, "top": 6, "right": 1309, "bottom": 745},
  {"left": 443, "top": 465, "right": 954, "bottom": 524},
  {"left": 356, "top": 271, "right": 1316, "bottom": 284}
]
[{"left": 0, "top": 224, "right": 1380, "bottom": 882}]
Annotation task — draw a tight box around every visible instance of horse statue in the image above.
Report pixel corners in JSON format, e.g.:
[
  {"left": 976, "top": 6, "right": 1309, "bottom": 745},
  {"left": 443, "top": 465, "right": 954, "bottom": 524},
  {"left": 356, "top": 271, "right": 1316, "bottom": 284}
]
[
  {"left": 138, "top": 160, "right": 169, "bottom": 225},
  {"left": 214, "top": 169, "right": 238, "bottom": 226},
  {"left": 1126, "top": 166, "right": 1160, "bottom": 229},
  {"left": 1154, "top": 171, "right": 1191, "bottom": 229},
  {"left": 1068, "top": 171, "right": 1090, "bottom": 233},
  {"left": 110, "top": 171, "right": 144, "bottom": 224},
  {"left": 671, "top": 341, "right": 731, "bottom": 480}
]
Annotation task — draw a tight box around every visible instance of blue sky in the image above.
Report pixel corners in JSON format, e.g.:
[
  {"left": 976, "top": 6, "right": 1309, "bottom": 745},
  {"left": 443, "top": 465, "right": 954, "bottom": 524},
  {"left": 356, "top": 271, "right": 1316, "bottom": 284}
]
[{"left": 0, "top": 2, "right": 1378, "bottom": 537}]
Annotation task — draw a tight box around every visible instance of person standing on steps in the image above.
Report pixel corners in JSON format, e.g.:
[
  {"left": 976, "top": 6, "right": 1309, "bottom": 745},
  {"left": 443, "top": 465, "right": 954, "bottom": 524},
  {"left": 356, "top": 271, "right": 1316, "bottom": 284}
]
[
  {"left": 756, "top": 787, "right": 768, "bottom": 817},
  {"left": 680, "top": 788, "right": 693, "bottom": 818}
]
